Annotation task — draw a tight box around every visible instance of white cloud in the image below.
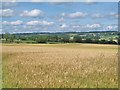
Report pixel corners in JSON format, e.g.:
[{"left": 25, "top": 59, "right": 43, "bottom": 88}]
[
  {"left": 60, "top": 24, "right": 68, "bottom": 29},
  {"left": 92, "top": 12, "right": 118, "bottom": 19},
  {"left": 61, "top": 12, "right": 87, "bottom": 19},
  {"left": 31, "top": 0, "right": 44, "bottom": 2},
  {"left": 2, "top": 0, "right": 17, "bottom": 2},
  {"left": 72, "top": 25, "right": 80, "bottom": 29},
  {"left": 71, "top": 24, "right": 102, "bottom": 31},
  {"left": 106, "top": 25, "right": 118, "bottom": 30},
  {"left": 68, "top": 12, "right": 87, "bottom": 18},
  {"left": 26, "top": 20, "right": 54, "bottom": 26},
  {"left": 26, "top": 21, "right": 40, "bottom": 25},
  {"left": 84, "top": 24, "right": 101, "bottom": 29},
  {"left": 2, "top": 20, "right": 23, "bottom": 25},
  {"left": 31, "top": 0, "right": 74, "bottom": 2},
  {"left": 84, "top": 0, "right": 97, "bottom": 4},
  {"left": 20, "top": 9, "right": 44, "bottom": 17},
  {"left": 106, "top": 25, "right": 112, "bottom": 30},
  {"left": 92, "top": 13, "right": 104, "bottom": 18},
  {"left": 2, "top": 2, "right": 17, "bottom": 9},
  {"left": 58, "top": 17, "right": 64, "bottom": 22},
  {"left": 0, "top": 9, "right": 14, "bottom": 17},
  {"left": 61, "top": 13, "right": 66, "bottom": 17},
  {"left": 109, "top": 12, "right": 118, "bottom": 18},
  {"left": 11, "top": 20, "right": 23, "bottom": 25},
  {"left": 2, "top": 21, "right": 10, "bottom": 25}
]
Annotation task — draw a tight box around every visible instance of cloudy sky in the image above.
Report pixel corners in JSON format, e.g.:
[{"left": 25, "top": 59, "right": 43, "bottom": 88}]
[{"left": 1, "top": 2, "right": 118, "bottom": 33}]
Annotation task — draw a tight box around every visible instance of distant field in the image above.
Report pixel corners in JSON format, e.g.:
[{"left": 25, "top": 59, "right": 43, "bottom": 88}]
[{"left": 2, "top": 43, "right": 118, "bottom": 88}]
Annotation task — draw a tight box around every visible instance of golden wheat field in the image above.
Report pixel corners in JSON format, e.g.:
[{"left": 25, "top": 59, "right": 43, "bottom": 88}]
[{"left": 2, "top": 43, "right": 118, "bottom": 88}]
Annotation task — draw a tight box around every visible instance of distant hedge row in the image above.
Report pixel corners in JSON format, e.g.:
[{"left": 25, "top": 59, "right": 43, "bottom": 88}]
[{"left": 1, "top": 33, "right": 119, "bottom": 45}]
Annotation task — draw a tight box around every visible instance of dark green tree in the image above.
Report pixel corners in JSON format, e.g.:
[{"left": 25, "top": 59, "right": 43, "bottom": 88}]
[
  {"left": 74, "top": 35, "right": 82, "bottom": 43},
  {"left": 4, "top": 33, "right": 9, "bottom": 42},
  {"left": 36, "top": 36, "right": 48, "bottom": 43},
  {"left": 9, "top": 34, "right": 15, "bottom": 42}
]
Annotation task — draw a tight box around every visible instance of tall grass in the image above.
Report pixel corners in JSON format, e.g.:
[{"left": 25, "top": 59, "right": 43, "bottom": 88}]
[{"left": 2, "top": 44, "right": 118, "bottom": 88}]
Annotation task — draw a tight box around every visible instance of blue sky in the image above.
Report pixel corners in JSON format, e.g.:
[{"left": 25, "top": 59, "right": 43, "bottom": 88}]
[{"left": 1, "top": 2, "right": 118, "bottom": 33}]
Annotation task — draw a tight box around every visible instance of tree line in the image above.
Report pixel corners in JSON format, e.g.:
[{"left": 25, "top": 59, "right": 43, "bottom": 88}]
[{"left": 0, "top": 33, "right": 119, "bottom": 45}]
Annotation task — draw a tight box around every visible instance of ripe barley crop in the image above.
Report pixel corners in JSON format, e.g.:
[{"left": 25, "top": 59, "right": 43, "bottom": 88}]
[{"left": 2, "top": 44, "right": 118, "bottom": 88}]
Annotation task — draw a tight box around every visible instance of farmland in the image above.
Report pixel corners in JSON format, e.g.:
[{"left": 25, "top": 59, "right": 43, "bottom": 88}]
[
  {"left": 2, "top": 44, "right": 118, "bottom": 88},
  {"left": 1, "top": 31, "right": 119, "bottom": 45}
]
